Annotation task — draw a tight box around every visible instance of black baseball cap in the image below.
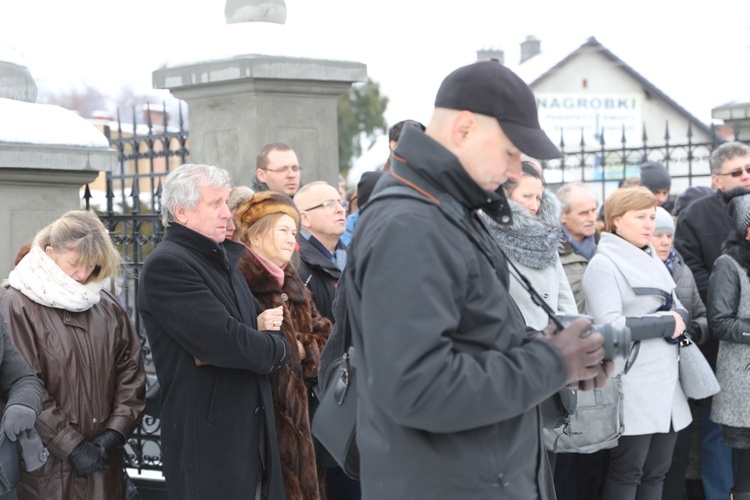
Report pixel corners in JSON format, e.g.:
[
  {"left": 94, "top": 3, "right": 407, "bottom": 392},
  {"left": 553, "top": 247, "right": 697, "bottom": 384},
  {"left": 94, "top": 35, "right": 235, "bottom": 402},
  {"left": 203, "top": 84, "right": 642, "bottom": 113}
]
[{"left": 434, "top": 60, "right": 562, "bottom": 160}]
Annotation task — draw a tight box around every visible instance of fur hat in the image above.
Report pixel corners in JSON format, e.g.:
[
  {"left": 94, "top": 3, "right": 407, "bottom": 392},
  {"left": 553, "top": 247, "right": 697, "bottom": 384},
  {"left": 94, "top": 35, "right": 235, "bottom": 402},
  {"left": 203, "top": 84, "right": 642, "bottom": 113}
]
[
  {"left": 235, "top": 191, "right": 300, "bottom": 231},
  {"left": 724, "top": 187, "right": 750, "bottom": 237},
  {"left": 654, "top": 206, "right": 675, "bottom": 235},
  {"left": 673, "top": 186, "right": 712, "bottom": 217},
  {"left": 639, "top": 161, "right": 671, "bottom": 192}
]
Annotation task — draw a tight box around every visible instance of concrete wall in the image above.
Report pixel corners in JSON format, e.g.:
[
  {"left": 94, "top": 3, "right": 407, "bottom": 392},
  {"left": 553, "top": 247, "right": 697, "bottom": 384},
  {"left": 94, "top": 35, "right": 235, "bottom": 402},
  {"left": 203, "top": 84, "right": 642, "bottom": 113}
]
[
  {"left": 153, "top": 55, "right": 367, "bottom": 190},
  {"left": 0, "top": 143, "right": 114, "bottom": 284}
]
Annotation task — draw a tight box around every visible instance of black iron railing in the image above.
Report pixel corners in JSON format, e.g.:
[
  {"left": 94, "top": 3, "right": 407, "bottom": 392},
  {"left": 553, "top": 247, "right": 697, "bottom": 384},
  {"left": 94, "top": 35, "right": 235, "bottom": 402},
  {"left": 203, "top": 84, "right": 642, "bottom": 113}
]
[{"left": 84, "top": 102, "right": 188, "bottom": 474}]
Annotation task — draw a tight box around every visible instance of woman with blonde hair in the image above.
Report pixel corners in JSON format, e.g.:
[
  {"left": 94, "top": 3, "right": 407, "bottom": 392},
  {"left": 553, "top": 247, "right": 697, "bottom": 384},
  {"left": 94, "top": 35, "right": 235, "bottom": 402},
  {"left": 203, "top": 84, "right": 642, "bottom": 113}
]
[
  {"left": 583, "top": 187, "right": 690, "bottom": 499},
  {"left": 0, "top": 210, "right": 146, "bottom": 500},
  {"left": 235, "top": 192, "right": 332, "bottom": 500}
]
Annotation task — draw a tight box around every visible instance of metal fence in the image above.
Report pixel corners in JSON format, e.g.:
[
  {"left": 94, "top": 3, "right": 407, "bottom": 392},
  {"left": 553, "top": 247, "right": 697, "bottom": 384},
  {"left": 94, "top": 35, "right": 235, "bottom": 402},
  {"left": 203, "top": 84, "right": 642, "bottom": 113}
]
[
  {"left": 83, "top": 104, "right": 188, "bottom": 475},
  {"left": 85, "top": 113, "right": 746, "bottom": 476},
  {"left": 541, "top": 121, "right": 750, "bottom": 204}
]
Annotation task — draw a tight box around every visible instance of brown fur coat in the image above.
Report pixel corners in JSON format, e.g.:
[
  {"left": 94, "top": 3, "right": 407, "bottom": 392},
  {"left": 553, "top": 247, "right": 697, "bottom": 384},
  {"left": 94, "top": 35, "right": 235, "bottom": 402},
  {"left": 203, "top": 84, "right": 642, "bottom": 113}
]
[{"left": 238, "top": 250, "right": 332, "bottom": 500}]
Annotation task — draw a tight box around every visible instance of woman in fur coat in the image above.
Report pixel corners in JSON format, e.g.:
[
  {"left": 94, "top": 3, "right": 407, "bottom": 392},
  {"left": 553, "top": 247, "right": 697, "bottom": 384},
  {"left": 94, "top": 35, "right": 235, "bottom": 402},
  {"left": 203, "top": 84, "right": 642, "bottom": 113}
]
[
  {"left": 707, "top": 186, "right": 750, "bottom": 499},
  {"left": 235, "top": 191, "right": 332, "bottom": 500}
]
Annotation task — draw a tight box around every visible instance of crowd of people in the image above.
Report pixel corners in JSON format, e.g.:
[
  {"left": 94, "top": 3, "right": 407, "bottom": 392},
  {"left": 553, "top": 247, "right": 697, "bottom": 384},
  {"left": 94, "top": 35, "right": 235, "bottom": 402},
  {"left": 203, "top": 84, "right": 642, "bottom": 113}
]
[{"left": 0, "top": 59, "right": 749, "bottom": 500}]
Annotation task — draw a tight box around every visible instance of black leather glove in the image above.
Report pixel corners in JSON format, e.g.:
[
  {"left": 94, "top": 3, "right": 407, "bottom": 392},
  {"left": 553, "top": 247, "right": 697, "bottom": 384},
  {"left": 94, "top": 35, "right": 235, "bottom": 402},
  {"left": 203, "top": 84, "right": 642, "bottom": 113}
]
[
  {"left": 68, "top": 440, "right": 105, "bottom": 476},
  {"left": 91, "top": 429, "right": 126, "bottom": 463},
  {"left": 1, "top": 404, "right": 37, "bottom": 441}
]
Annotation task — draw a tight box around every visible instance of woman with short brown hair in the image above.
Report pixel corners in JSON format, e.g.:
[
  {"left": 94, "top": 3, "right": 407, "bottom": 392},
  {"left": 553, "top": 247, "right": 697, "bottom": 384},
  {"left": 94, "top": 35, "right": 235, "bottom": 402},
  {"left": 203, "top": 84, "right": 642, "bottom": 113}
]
[{"left": 583, "top": 186, "right": 691, "bottom": 499}]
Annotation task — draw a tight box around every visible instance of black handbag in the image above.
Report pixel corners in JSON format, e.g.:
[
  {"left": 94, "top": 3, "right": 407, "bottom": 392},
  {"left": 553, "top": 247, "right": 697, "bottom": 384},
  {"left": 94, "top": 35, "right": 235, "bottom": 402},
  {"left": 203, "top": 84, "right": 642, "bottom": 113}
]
[
  {"left": 311, "top": 282, "right": 360, "bottom": 479},
  {"left": 307, "top": 381, "right": 338, "bottom": 468},
  {"left": 0, "top": 432, "right": 21, "bottom": 495}
]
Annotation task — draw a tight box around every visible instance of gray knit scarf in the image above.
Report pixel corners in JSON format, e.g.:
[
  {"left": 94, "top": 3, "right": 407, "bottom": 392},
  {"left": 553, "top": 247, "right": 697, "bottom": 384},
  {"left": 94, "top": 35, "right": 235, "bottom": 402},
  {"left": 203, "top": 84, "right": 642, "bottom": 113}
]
[{"left": 484, "top": 190, "right": 563, "bottom": 270}]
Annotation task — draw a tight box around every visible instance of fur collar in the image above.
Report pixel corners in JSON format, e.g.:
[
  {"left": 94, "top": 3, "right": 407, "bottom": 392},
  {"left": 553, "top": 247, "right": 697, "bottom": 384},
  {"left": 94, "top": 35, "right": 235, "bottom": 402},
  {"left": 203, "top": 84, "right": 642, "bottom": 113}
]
[
  {"left": 237, "top": 250, "right": 309, "bottom": 304},
  {"left": 723, "top": 232, "right": 750, "bottom": 278},
  {"left": 484, "top": 190, "right": 562, "bottom": 269}
]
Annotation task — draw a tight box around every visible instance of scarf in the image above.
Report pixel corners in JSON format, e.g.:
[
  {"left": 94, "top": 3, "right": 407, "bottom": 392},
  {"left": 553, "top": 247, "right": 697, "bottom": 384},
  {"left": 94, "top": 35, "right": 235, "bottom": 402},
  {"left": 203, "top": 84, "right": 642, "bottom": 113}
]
[
  {"left": 484, "top": 190, "right": 563, "bottom": 270},
  {"left": 562, "top": 225, "right": 597, "bottom": 261},
  {"left": 246, "top": 246, "right": 286, "bottom": 287},
  {"left": 7, "top": 245, "right": 104, "bottom": 312},
  {"left": 663, "top": 248, "right": 677, "bottom": 275},
  {"left": 597, "top": 233, "right": 676, "bottom": 296}
]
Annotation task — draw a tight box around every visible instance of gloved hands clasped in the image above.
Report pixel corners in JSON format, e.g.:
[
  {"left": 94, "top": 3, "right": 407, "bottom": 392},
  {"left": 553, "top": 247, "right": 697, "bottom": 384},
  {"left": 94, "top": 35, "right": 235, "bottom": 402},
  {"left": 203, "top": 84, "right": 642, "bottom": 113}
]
[
  {"left": 92, "top": 429, "right": 126, "bottom": 462},
  {"left": 68, "top": 429, "right": 125, "bottom": 476}
]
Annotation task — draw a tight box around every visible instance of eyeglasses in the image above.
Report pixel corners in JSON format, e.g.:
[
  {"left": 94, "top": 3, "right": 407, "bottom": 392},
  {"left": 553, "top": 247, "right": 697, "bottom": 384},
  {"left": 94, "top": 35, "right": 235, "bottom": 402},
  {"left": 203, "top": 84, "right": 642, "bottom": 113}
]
[
  {"left": 262, "top": 165, "right": 303, "bottom": 175},
  {"left": 716, "top": 165, "right": 750, "bottom": 178},
  {"left": 302, "top": 200, "right": 349, "bottom": 212}
]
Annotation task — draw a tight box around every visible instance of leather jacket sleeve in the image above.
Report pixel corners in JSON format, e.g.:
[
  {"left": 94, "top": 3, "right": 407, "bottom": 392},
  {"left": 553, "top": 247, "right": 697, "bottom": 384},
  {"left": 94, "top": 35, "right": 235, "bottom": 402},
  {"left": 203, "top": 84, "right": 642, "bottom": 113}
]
[
  {"left": 102, "top": 291, "right": 146, "bottom": 439},
  {"left": 708, "top": 256, "right": 750, "bottom": 344}
]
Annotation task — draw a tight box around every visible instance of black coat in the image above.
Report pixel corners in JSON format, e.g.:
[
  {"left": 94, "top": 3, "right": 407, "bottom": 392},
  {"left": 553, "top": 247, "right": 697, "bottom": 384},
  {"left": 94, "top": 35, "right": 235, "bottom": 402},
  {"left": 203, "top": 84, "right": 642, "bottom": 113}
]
[
  {"left": 137, "top": 223, "right": 289, "bottom": 500},
  {"left": 346, "top": 125, "right": 566, "bottom": 499},
  {"left": 296, "top": 237, "right": 344, "bottom": 323}
]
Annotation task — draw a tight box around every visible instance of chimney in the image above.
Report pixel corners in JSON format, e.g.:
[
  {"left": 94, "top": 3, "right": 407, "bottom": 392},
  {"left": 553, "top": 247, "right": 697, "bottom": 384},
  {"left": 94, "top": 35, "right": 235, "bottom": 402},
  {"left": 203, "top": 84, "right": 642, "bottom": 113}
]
[
  {"left": 476, "top": 48, "right": 504, "bottom": 64},
  {"left": 520, "top": 35, "right": 541, "bottom": 63}
]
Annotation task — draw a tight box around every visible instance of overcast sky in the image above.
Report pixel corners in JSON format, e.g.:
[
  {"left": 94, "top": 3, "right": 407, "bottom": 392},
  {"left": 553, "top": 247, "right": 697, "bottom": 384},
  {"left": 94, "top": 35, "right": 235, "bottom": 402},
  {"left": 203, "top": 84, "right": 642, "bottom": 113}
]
[{"left": 2, "top": 0, "right": 750, "bottom": 178}]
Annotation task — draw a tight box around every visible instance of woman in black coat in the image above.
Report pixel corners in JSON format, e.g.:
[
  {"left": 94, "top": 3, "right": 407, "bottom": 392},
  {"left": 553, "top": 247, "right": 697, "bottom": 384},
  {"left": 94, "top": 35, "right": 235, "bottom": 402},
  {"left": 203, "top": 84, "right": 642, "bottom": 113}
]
[{"left": 707, "top": 187, "right": 750, "bottom": 499}]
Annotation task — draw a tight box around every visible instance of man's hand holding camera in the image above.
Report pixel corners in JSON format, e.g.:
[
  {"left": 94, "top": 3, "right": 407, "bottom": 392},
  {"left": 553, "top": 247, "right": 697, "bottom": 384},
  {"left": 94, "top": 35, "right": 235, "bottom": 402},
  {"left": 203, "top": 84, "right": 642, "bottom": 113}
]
[{"left": 544, "top": 317, "right": 614, "bottom": 391}]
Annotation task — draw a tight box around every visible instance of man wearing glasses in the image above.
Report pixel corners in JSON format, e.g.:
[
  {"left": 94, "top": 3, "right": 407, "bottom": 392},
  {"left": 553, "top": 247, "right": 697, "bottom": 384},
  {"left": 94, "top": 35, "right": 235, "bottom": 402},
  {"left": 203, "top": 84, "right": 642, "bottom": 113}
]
[
  {"left": 293, "top": 181, "right": 348, "bottom": 323},
  {"left": 252, "top": 142, "right": 303, "bottom": 196},
  {"left": 674, "top": 140, "right": 750, "bottom": 500}
]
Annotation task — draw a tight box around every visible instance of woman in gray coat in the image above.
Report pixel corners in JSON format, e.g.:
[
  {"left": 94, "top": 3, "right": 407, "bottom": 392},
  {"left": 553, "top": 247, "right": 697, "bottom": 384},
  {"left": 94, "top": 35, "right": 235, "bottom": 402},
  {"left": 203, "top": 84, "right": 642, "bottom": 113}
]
[
  {"left": 583, "top": 187, "right": 691, "bottom": 500},
  {"left": 485, "top": 161, "right": 577, "bottom": 331},
  {"left": 707, "top": 187, "right": 750, "bottom": 499}
]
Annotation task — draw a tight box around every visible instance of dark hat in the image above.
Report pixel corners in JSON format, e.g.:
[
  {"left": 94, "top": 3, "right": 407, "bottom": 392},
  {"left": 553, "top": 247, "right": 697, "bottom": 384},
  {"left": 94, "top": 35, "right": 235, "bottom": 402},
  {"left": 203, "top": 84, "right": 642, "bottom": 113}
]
[
  {"left": 673, "top": 186, "right": 712, "bottom": 217},
  {"left": 235, "top": 191, "right": 300, "bottom": 231},
  {"left": 639, "top": 161, "right": 671, "bottom": 192},
  {"left": 357, "top": 171, "right": 384, "bottom": 207},
  {"left": 724, "top": 187, "right": 750, "bottom": 236},
  {"left": 434, "top": 60, "right": 562, "bottom": 160}
]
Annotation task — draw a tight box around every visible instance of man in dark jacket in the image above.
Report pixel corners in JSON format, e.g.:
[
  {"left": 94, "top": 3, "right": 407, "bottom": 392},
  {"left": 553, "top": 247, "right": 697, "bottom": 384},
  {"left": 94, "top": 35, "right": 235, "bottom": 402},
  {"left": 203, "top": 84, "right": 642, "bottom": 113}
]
[
  {"left": 251, "top": 142, "right": 302, "bottom": 197},
  {"left": 674, "top": 141, "right": 750, "bottom": 500},
  {"left": 346, "top": 60, "right": 612, "bottom": 499},
  {"left": 294, "top": 181, "right": 348, "bottom": 322},
  {"left": 138, "top": 164, "right": 289, "bottom": 500}
]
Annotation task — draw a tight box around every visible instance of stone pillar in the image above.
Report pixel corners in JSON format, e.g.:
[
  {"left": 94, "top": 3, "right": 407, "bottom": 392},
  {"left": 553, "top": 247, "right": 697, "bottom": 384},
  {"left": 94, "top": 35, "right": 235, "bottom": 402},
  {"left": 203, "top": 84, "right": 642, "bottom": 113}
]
[
  {"left": 0, "top": 52, "right": 116, "bottom": 282},
  {"left": 0, "top": 142, "right": 115, "bottom": 282},
  {"left": 152, "top": 54, "right": 367, "bottom": 189}
]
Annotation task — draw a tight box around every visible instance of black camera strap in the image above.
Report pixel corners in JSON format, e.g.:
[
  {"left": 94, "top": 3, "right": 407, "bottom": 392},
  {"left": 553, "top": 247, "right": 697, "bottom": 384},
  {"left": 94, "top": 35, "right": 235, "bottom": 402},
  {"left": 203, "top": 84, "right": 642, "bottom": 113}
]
[{"left": 387, "top": 156, "right": 568, "bottom": 331}]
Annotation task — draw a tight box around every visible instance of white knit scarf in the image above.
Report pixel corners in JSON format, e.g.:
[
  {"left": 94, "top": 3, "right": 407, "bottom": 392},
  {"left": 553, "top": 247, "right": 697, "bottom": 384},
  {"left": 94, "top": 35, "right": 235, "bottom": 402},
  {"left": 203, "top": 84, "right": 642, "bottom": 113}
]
[{"left": 7, "top": 245, "right": 104, "bottom": 312}]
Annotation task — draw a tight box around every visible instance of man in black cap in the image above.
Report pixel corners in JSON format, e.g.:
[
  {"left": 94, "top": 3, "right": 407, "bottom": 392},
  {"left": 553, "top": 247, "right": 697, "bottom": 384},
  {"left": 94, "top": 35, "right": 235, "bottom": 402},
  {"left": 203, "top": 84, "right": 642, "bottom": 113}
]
[{"left": 345, "top": 60, "right": 612, "bottom": 498}]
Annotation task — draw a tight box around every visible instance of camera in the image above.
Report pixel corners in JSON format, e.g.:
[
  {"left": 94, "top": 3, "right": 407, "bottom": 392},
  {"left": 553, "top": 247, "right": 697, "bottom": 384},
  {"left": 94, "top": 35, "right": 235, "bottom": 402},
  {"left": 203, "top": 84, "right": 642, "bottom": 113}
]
[{"left": 556, "top": 314, "right": 632, "bottom": 361}]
